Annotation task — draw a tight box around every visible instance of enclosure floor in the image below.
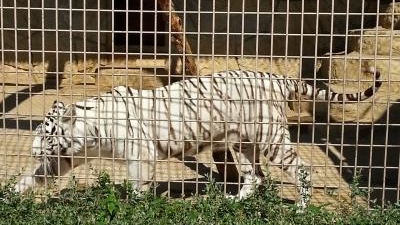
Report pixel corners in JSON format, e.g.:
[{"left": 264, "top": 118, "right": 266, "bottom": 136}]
[{"left": 1, "top": 83, "right": 358, "bottom": 208}]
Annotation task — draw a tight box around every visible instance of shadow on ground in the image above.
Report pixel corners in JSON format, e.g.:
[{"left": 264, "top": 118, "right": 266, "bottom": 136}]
[{"left": 291, "top": 101, "right": 400, "bottom": 205}]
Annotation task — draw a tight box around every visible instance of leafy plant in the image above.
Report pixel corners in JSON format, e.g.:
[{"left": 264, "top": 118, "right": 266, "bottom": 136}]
[
  {"left": 349, "top": 169, "right": 368, "bottom": 207},
  {"left": 0, "top": 171, "right": 399, "bottom": 224}
]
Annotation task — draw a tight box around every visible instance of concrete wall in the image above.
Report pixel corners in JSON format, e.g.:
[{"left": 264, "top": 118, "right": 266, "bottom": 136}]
[{"left": 0, "top": 0, "right": 382, "bottom": 76}]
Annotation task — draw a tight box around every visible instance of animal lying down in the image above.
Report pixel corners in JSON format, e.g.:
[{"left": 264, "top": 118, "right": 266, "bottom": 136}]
[{"left": 14, "top": 68, "right": 381, "bottom": 199}]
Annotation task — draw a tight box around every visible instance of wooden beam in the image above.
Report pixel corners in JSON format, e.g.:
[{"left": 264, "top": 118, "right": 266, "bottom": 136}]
[{"left": 158, "top": 0, "right": 197, "bottom": 76}]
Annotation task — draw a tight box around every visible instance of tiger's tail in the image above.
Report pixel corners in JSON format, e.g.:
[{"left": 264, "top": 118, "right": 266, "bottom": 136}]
[{"left": 292, "top": 66, "right": 382, "bottom": 103}]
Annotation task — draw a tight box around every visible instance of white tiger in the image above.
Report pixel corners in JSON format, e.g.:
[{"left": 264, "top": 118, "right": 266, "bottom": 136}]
[{"left": 14, "top": 69, "right": 381, "bottom": 200}]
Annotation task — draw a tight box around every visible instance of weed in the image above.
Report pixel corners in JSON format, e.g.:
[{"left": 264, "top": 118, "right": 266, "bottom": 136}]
[
  {"left": 296, "top": 165, "right": 311, "bottom": 213},
  {"left": 349, "top": 169, "right": 368, "bottom": 207}
]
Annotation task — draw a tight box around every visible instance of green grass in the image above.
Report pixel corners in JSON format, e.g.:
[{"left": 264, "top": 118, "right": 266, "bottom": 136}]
[{"left": 1, "top": 172, "right": 399, "bottom": 225}]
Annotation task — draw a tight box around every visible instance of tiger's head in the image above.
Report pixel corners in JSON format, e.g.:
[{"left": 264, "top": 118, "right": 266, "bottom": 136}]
[
  {"left": 32, "top": 101, "right": 70, "bottom": 160},
  {"left": 32, "top": 101, "right": 98, "bottom": 167}
]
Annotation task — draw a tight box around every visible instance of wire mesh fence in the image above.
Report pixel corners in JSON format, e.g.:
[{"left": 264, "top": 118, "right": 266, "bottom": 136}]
[{"left": 1, "top": 0, "right": 399, "bottom": 208}]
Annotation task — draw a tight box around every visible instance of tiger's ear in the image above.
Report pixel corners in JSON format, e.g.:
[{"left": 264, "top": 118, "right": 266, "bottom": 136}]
[
  {"left": 52, "top": 100, "right": 65, "bottom": 109},
  {"left": 61, "top": 104, "right": 76, "bottom": 122}
]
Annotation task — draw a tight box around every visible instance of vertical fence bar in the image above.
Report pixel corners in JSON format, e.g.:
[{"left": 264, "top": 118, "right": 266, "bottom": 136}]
[{"left": 0, "top": 0, "right": 4, "bottom": 182}]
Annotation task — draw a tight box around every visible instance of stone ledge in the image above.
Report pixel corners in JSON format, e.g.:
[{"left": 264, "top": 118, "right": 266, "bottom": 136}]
[
  {"left": 348, "top": 27, "right": 400, "bottom": 56},
  {"left": 0, "top": 62, "right": 48, "bottom": 85},
  {"left": 318, "top": 51, "right": 400, "bottom": 123}
]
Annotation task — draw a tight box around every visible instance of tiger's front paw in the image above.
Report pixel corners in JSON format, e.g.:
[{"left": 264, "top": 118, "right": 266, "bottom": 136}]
[{"left": 14, "top": 176, "right": 35, "bottom": 193}]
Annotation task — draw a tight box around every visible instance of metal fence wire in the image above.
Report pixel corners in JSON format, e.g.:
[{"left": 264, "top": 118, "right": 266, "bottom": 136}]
[{"left": 1, "top": 0, "right": 399, "bottom": 208}]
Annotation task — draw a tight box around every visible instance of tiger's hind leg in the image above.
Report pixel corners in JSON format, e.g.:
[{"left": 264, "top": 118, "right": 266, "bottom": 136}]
[
  {"left": 229, "top": 143, "right": 265, "bottom": 199},
  {"left": 266, "top": 125, "right": 311, "bottom": 209}
]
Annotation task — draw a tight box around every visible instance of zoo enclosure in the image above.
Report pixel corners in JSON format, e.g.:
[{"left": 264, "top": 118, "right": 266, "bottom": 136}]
[{"left": 1, "top": 0, "right": 400, "bottom": 208}]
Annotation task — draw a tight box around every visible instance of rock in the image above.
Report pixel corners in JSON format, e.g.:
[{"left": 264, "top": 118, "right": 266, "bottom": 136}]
[
  {"left": 172, "top": 56, "right": 304, "bottom": 77},
  {"left": 60, "top": 58, "right": 169, "bottom": 88},
  {"left": 95, "top": 58, "right": 169, "bottom": 89},
  {"left": 0, "top": 62, "right": 48, "bottom": 84},
  {"left": 348, "top": 27, "right": 400, "bottom": 56},
  {"left": 318, "top": 51, "right": 400, "bottom": 123},
  {"left": 96, "top": 68, "right": 167, "bottom": 89},
  {"left": 61, "top": 60, "right": 97, "bottom": 85}
]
